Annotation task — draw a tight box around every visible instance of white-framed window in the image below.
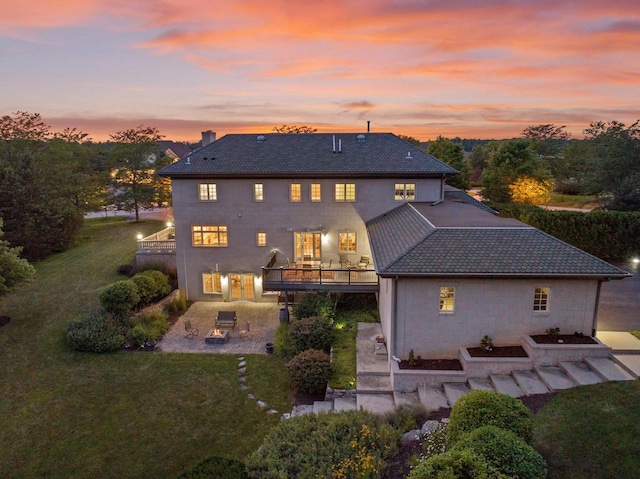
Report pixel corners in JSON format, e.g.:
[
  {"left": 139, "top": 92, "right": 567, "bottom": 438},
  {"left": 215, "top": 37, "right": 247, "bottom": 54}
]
[
  {"left": 439, "top": 286, "right": 455, "bottom": 313},
  {"left": 338, "top": 232, "right": 357, "bottom": 253},
  {"left": 533, "top": 287, "right": 550, "bottom": 312},
  {"left": 311, "top": 183, "right": 321, "bottom": 202},
  {"left": 256, "top": 231, "right": 267, "bottom": 246},
  {"left": 395, "top": 183, "right": 415, "bottom": 201},
  {"left": 199, "top": 183, "right": 217, "bottom": 201},
  {"left": 254, "top": 183, "right": 264, "bottom": 202},
  {"left": 335, "top": 183, "right": 356, "bottom": 202},
  {"left": 203, "top": 272, "right": 222, "bottom": 294},
  {"left": 290, "top": 183, "right": 301, "bottom": 202},
  {"left": 192, "top": 225, "right": 228, "bottom": 247}
]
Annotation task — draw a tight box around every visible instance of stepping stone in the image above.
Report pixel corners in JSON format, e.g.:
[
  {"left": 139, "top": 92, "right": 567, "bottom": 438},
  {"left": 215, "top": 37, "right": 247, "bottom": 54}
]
[
  {"left": 585, "top": 357, "right": 636, "bottom": 381},
  {"left": 238, "top": 367, "right": 247, "bottom": 374},
  {"left": 468, "top": 377, "right": 495, "bottom": 392},
  {"left": 443, "top": 383, "right": 470, "bottom": 407},
  {"left": 238, "top": 360, "right": 246, "bottom": 368},
  {"left": 334, "top": 397, "right": 357, "bottom": 412},
  {"left": 535, "top": 366, "right": 576, "bottom": 391},
  {"left": 266, "top": 409, "right": 278, "bottom": 414},
  {"left": 612, "top": 354, "right": 640, "bottom": 378},
  {"left": 238, "top": 357, "right": 245, "bottom": 361},
  {"left": 240, "top": 384, "right": 249, "bottom": 390},
  {"left": 357, "top": 393, "right": 395, "bottom": 414},
  {"left": 257, "top": 400, "right": 267, "bottom": 409},
  {"left": 418, "top": 385, "right": 450, "bottom": 412},
  {"left": 313, "top": 401, "right": 333, "bottom": 414},
  {"left": 490, "top": 374, "right": 524, "bottom": 397},
  {"left": 247, "top": 393, "right": 255, "bottom": 400},
  {"left": 237, "top": 376, "right": 246, "bottom": 382},
  {"left": 281, "top": 412, "right": 291, "bottom": 420},
  {"left": 560, "top": 361, "right": 603, "bottom": 386},
  {"left": 291, "top": 404, "right": 314, "bottom": 416},
  {"left": 513, "top": 370, "right": 550, "bottom": 395}
]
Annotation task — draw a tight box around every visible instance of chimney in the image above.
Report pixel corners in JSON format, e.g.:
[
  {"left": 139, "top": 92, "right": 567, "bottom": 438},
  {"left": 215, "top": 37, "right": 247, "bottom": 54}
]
[{"left": 201, "top": 130, "right": 216, "bottom": 147}]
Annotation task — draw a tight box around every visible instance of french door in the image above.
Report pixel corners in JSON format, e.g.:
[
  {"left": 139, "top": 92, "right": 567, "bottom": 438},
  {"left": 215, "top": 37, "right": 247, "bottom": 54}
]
[
  {"left": 229, "top": 274, "right": 255, "bottom": 300},
  {"left": 294, "top": 232, "right": 321, "bottom": 262}
]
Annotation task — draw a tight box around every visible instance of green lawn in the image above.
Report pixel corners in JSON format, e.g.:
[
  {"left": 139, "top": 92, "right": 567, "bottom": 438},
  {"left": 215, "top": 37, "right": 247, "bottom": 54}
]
[
  {"left": 0, "top": 218, "right": 291, "bottom": 479},
  {"left": 534, "top": 381, "right": 640, "bottom": 479},
  {"left": 547, "top": 193, "right": 598, "bottom": 209}
]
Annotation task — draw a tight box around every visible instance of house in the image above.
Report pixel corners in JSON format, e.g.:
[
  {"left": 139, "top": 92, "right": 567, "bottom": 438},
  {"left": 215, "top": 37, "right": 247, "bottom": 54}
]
[{"left": 157, "top": 132, "right": 630, "bottom": 361}]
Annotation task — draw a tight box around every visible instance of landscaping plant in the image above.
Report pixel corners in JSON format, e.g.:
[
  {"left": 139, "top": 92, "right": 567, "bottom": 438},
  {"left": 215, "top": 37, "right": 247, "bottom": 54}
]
[
  {"left": 66, "top": 309, "right": 126, "bottom": 352},
  {"left": 285, "top": 349, "right": 332, "bottom": 394},
  {"left": 292, "top": 293, "right": 334, "bottom": 320},
  {"left": 289, "top": 315, "right": 333, "bottom": 354}
]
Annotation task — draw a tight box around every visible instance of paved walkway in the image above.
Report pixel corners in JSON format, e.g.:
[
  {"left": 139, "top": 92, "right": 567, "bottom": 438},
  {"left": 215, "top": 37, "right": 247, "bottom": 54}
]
[{"left": 157, "top": 301, "right": 282, "bottom": 354}]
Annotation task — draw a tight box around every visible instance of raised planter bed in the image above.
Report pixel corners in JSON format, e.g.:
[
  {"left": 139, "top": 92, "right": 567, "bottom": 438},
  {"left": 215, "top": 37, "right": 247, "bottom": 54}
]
[
  {"left": 460, "top": 347, "right": 532, "bottom": 378},
  {"left": 523, "top": 334, "right": 611, "bottom": 366}
]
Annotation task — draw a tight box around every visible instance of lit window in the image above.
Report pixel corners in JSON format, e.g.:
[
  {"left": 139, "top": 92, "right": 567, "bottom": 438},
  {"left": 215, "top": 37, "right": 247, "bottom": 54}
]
[
  {"left": 338, "top": 232, "right": 357, "bottom": 252},
  {"left": 395, "top": 183, "right": 415, "bottom": 201},
  {"left": 290, "top": 183, "right": 301, "bottom": 202},
  {"left": 192, "top": 225, "right": 228, "bottom": 247},
  {"left": 439, "top": 286, "right": 455, "bottom": 313},
  {"left": 311, "top": 183, "right": 321, "bottom": 202},
  {"left": 534, "top": 287, "right": 549, "bottom": 312},
  {"left": 254, "top": 183, "right": 264, "bottom": 202},
  {"left": 335, "top": 183, "right": 356, "bottom": 202},
  {"left": 199, "top": 183, "right": 217, "bottom": 201},
  {"left": 257, "top": 232, "right": 267, "bottom": 246},
  {"left": 203, "top": 273, "right": 222, "bottom": 294}
]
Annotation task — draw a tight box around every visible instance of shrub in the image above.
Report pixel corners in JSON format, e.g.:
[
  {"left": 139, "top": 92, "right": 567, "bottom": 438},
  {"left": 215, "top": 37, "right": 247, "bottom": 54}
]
[
  {"left": 137, "top": 269, "right": 171, "bottom": 301},
  {"left": 116, "top": 263, "right": 134, "bottom": 277},
  {"left": 163, "top": 294, "right": 187, "bottom": 313},
  {"left": 289, "top": 315, "right": 333, "bottom": 354},
  {"left": 129, "top": 311, "right": 169, "bottom": 347},
  {"left": 273, "top": 323, "right": 295, "bottom": 358},
  {"left": 422, "top": 422, "right": 448, "bottom": 459},
  {"left": 130, "top": 273, "right": 157, "bottom": 306},
  {"left": 99, "top": 280, "right": 140, "bottom": 317},
  {"left": 178, "top": 456, "right": 247, "bottom": 479},
  {"left": 408, "top": 449, "right": 503, "bottom": 479},
  {"left": 451, "top": 426, "right": 547, "bottom": 479},
  {"left": 447, "top": 390, "right": 534, "bottom": 446},
  {"left": 285, "top": 349, "right": 332, "bottom": 394},
  {"left": 292, "top": 293, "right": 334, "bottom": 320},
  {"left": 246, "top": 410, "right": 398, "bottom": 479},
  {"left": 384, "top": 403, "right": 431, "bottom": 433},
  {"left": 66, "top": 310, "right": 125, "bottom": 352}
]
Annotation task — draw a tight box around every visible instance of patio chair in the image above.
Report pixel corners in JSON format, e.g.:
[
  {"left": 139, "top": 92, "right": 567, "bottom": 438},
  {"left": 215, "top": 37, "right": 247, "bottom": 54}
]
[
  {"left": 239, "top": 321, "right": 252, "bottom": 340},
  {"left": 216, "top": 310, "right": 237, "bottom": 329},
  {"left": 184, "top": 319, "right": 199, "bottom": 339},
  {"left": 357, "top": 255, "right": 370, "bottom": 269}
]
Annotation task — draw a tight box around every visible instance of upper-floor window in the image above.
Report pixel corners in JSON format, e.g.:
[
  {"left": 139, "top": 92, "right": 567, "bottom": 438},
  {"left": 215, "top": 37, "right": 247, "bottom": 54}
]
[
  {"left": 254, "top": 183, "right": 264, "bottom": 202},
  {"left": 311, "top": 183, "right": 322, "bottom": 202},
  {"left": 335, "top": 183, "right": 356, "bottom": 202},
  {"left": 192, "top": 225, "right": 228, "bottom": 247},
  {"left": 339, "top": 232, "right": 357, "bottom": 252},
  {"left": 290, "top": 183, "right": 302, "bottom": 202},
  {"left": 199, "top": 183, "right": 217, "bottom": 201},
  {"left": 203, "top": 272, "right": 222, "bottom": 294},
  {"left": 256, "top": 231, "right": 267, "bottom": 246},
  {"left": 395, "top": 183, "right": 415, "bottom": 201},
  {"left": 439, "top": 286, "right": 455, "bottom": 313},
  {"left": 533, "top": 287, "right": 550, "bottom": 312}
]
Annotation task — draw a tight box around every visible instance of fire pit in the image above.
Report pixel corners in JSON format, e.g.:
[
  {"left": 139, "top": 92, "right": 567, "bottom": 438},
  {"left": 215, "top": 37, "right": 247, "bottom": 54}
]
[{"left": 205, "top": 328, "right": 230, "bottom": 344}]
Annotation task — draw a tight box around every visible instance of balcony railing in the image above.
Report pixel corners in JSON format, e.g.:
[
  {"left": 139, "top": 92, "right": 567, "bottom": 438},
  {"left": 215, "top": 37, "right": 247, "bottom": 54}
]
[{"left": 137, "top": 227, "right": 176, "bottom": 254}]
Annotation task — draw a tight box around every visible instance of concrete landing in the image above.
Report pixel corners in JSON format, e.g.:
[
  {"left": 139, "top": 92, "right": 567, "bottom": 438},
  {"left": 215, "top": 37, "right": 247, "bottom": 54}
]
[
  {"left": 585, "top": 357, "right": 636, "bottom": 381},
  {"left": 490, "top": 374, "right": 524, "bottom": 397},
  {"left": 393, "top": 390, "right": 420, "bottom": 407},
  {"left": 357, "top": 374, "right": 392, "bottom": 393},
  {"left": 313, "top": 401, "right": 333, "bottom": 414},
  {"left": 597, "top": 331, "right": 640, "bottom": 354},
  {"left": 535, "top": 366, "right": 576, "bottom": 391},
  {"left": 291, "top": 404, "right": 314, "bottom": 416},
  {"left": 357, "top": 393, "right": 396, "bottom": 414},
  {"left": 513, "top": 369, "right": 550, "bottom": 395},
  {"left": 613, "top": 355, "right": 640, "bottom": 378},
  {"left": 468, "top": 377, "right": 495, "bottom": 392},
  {"left": 333, "top": 397, "right": 357, "bottom": 412},
  {"left": 418, "top": 385, "right": 450, "bottom": 412},
  {"left": 560, "top": 361, "right": 603, "bottom": 386},
  {"left": 443, "top": 383, "right": 470, "bottom": 407}
]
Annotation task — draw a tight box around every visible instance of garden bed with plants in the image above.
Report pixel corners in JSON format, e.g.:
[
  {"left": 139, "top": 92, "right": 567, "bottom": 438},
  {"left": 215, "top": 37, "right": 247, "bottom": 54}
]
[
  {"left": 523, "top": 332, "right": 611, "bottom": 366},
  {"left": 530, "top": 334, "right": 597, "bottom": 345},
  {"left": 467, "top": 345, "right": 528, "bottom": 357},
  {"left": 398, "top": 359, "right": 463, "bottom": 370}
]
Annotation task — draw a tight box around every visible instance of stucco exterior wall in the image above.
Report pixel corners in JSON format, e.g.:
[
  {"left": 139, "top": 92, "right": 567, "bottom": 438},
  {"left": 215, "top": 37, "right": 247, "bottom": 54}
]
[
  {"left": 394, "top": 277, "right": 599, "bottom": 359},
  {"left": 378, "top": 277, "right": 393, "bottom": 357}
]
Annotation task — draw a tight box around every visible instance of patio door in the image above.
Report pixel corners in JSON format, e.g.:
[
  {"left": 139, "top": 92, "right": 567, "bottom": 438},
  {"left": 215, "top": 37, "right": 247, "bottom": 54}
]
[
  {"left": 230, "top": 274, "right": 255, "bottom": 300},
  {"left": 294, "top": 232, "right": 321, "bottom": 262}
]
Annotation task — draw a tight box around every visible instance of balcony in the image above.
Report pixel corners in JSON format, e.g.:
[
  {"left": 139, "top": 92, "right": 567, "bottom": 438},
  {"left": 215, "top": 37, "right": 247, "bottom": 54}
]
[
  {"left": 261, "top": 251, "right": 379, "bottom": 293},
  {"left": 137, "top": 227, "right": 176, "bottom": 254}
]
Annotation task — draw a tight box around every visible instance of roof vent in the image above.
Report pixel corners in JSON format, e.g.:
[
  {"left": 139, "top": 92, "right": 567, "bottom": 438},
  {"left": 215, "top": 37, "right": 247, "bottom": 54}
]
[
  {"left": 357, "top": 134, "right": 365, "bottom": 142},
  {"left": 257, "top": 135, "right": 265, "bottom": 142},
  {"left": 406, "top": 151, "right": 413, "bottom": 159},
  {"left": 186, "top": 156, "right": 191, "bottom": 165}
]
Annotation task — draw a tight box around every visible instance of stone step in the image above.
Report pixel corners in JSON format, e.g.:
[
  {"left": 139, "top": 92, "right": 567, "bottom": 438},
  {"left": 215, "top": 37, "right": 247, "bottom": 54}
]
[
  {"left": 333, "top": 397, "right": 357, "bottom": 412},
  {"left": 357, "top": 392, "right": 396, "bottom": 414},
  {"left": 535, "top": 366, "right": 576, "bottom": 391},
  {"left": 393, "top": 390, "right": 420, "bottom": 407},
  {"left": 513, "top": 369, "right": 550, "bottom": 396},
  {"left": 612, "top": 354, "right": 640, "bottom": 378},
  {"left": 560, "top": 361, "right": 603, "bottom": 386},
  {"left": 291, "top": 404, "right": 314, "bottom": 416},
  {"left": 443, "top": 382, "right": 470, "bottom": 407},
  {"left": 585, "top": 357, "right": 636, "bottom": 381},
  {"left": 418, "top": 385, "right": 450, "bottom": 412},
  {"left": 490, "top": 374, "right": 525, "bottom": 397},
  {"left": 468, "top": 377, "right": 496, "bottom": 392},
  {"left": 356, "top": 373, "right": 392, "bottom": 393},
  {"left": 313, "top": 401, "right": 334, "bottom": 414}
]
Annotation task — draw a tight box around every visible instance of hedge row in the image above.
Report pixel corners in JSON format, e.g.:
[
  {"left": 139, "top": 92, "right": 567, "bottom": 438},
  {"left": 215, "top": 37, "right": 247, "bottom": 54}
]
[
  {"left": 488, "top": 202, "right": 640, "bottom": 259},
  {"left": 99, "top": 270, "right": 171, "bottom": 317}
]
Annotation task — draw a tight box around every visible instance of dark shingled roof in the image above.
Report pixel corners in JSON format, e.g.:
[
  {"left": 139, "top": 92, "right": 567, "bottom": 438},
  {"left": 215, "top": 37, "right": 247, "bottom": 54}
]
[
  {"left": 444, "top": 186, "right": 498, "bottom": 215},
  {"left": 367, "top": 201, "right": 630, "bottom": 279},
  {"left": 159, "top": 133, "right": 458, "bottom": 178}
]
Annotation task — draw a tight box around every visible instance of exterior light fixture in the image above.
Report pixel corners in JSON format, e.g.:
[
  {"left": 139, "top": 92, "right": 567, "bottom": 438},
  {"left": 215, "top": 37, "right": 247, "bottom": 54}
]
[
  {"left": 136, "top": 233, "right": 143, "bottom": 240},
  {"left": 166, "top": 221, "right": 173, "bottom": 228},
  {"left": 633, "top": 258, "right": 639, "bottom": 264}
]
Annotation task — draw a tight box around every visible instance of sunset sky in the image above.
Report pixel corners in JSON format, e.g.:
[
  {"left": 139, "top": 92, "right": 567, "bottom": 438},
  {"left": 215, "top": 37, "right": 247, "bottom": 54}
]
[{"left": 1, "top": 0, "right": 639, "bottom": 142}]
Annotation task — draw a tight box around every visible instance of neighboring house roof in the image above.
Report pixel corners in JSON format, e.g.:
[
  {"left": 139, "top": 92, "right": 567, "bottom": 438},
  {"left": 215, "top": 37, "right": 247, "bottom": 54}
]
[
  {"left": 157, "top": 141, "right": 192, "bottom": 159},
  {"left": 159, "top": 133, "right": 458, "bottom": 178},
  {"left": 367, "top": 200, "right": 630, "bottom": 279}
]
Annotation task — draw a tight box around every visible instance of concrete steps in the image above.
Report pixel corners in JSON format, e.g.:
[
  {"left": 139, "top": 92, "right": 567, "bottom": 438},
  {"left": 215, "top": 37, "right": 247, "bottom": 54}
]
[
  {"left": 585, "top": 357, "right": 636, "bottom": 381},
  {"left": 513, "top": 369, "right": 550, "bottom": 395},
  {"left": 491, "top": 374, "right": 525, "bottom": 397},
  {"left": 535, "top": 366, "right": 577, "bottom": 391}
]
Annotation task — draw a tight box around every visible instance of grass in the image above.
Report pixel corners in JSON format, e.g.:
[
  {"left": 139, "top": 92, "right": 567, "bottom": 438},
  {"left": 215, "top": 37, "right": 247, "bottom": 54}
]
[
  {"left": 0, "top": 218, "right": 291, "bottom": 478},
  {"left": 533, "top": 381, "right": 640, "bottom": 479},
  {"left": 630, "top": 331, "right": 640, "bottom": 341},
  {"left": 547, "top": 192, "right": 598, "bottom": 209}
]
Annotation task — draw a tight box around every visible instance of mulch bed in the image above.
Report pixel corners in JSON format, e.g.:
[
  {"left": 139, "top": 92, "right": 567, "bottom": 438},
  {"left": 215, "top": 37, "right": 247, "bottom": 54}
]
[
  {"left": 531, "top": 334, "right": 598, "bottom": 345},
  {"left": 399, "top": 359, "right": 463, "bottom": 370},
  {"left": 467, "top": 345, "right": 529, "bottom": 357}
]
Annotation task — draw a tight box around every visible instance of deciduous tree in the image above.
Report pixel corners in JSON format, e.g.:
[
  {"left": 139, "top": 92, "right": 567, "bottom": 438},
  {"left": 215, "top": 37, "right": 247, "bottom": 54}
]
[
  {"left": 272, "top": 125, "right": 317, "bottom": 134},
  {"left": 0, "top": 219, "right": 35, "bottom": 297},
  {"left": 428, "top": 136, "right": 470, "bottom": 190}
]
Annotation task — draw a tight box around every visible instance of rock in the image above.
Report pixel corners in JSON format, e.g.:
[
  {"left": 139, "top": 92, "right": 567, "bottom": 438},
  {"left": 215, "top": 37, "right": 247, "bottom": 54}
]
[
  {"left": 238, "top": 360, "right": 246, "bottom": 368},
  {"left": 257, "top": 400, "right": 267, "bottom": 409},
  {"left": 238, "top": 367, "right": 247, "bottom": 374},
  {"left": 237, "top": 376, "right": 246, "bottom": 382},
  {"left": 238, "top": 357, "right": 245, "bottom": 361},
  {"left": 421, "top": 420, "right": 440, "bottom": 437},
  {"left": 240, "top": 384, "right": 249, "bottom": 390},
  {"left": 281, "top": 413, "right": 291, "bottom": 420},
  {"left": 248, "top": 393, "right": 255, "bottom": 399},
  {"left": 401, "top": 429, "right": 421, "bottom": 446},
  {"left": 266, "top": 409, "right": 278, "bottom": 414}
]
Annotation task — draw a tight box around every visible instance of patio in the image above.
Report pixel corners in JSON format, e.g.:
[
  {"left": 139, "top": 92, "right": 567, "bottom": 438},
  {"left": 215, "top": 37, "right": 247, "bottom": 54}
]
[{"left": 157, "top": 301, "right": 283, "bottom": 354}]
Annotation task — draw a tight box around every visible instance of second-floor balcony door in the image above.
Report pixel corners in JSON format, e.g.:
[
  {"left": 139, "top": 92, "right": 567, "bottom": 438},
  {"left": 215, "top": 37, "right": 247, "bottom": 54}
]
[{"left": 294, "top": 232, "right": 321, "bottom": 262}]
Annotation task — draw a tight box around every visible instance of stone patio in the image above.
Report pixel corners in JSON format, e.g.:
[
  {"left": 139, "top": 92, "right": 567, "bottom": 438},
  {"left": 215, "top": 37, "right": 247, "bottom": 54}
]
[{"left": 157, "top": 301, "right": 283, "bottom": 354}]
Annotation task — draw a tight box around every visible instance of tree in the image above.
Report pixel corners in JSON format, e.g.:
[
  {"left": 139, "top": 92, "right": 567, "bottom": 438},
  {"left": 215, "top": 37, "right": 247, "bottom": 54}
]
[
  {"left": 0, "top": 219, "right": 35, "bottom": 297},
  {"left": 398, "top": 135, "right": 422, "bottom": 147},
  {"left": 428, "top": 136, "right": 471, "bottom": 190},
  {"left": 272, "top": 125, "right": 317, "bottom": 134},
  {"left": 480, "top": 139, "right": 553, "bottom": 203},
  {"left": 109, "top": 126, "right": 164, "bottom": 222},
  {"left": 583, "top": 120, "right": 640, "bottom": 211},
  {"left": 522, "top": 124, "right": 570, "bottom": 158}
]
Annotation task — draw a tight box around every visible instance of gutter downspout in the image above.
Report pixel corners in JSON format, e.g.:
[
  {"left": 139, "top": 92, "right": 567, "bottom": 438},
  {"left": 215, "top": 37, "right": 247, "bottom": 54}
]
[
  {"left": 391, "top": 276, "right": 398, "bottom": 358},
  {"left": 592, "top": 279, "right": 603, "bottom": 337}
]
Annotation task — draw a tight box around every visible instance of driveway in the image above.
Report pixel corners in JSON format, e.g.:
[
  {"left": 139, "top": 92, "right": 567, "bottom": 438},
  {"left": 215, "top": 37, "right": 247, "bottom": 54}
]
[{"left": 598, "top": 260, "right": 640, "bottom": 331}]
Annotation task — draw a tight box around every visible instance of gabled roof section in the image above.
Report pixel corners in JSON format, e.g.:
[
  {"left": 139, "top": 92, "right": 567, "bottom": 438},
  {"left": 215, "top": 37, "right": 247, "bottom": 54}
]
[
  {"left": 367, "top": 199, "right": 630, "bottom": 279},
  {"left": 157, "top": 141, "right": 192, "bottom": 159},
  {"left": 159, "top": 133, "right": 458, "bottom": 178}
]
